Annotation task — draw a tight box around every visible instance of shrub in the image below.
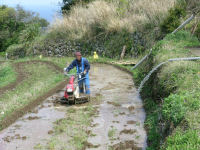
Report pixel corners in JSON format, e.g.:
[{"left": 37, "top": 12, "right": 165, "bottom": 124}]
[
  {"left": 163, "top": 129, "right": 200, "bottom": 150},
  {"left": 6, "top": 44, "right": 26, "bottom": 59},
  {"left": 19, "top": 24, "right": 41, "bottom": 43},
  {"left": 31, "top": 0, "right": 175, "bottom": 58},
  {"left": 160, "top": 0, "right": 187, "bottom": 34},
  {"left": 162, "top": 94, "right": 187, "bottom": 126}
]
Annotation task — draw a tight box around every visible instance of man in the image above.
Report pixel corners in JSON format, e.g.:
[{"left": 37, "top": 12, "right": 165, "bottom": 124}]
[{"left": 64, "top": 52, "right": 90, "bottom": 95}]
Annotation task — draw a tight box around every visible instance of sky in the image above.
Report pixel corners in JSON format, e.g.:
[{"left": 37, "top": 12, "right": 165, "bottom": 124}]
[{"left": 0, "top": 0, "right": 62, "bottom": 22}]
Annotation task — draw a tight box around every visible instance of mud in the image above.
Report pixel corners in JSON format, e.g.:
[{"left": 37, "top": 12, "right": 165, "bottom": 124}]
[
  {"left": 107, "top": 101, "right": 121, "bottom": 107},
  {"left": 120, "top": 129, "right": 137, "bottom": 135},
  {"left": 0, "top": 63, "right": 27, "bottom": 96},
  {"left": 127, "top": 120, "right": 137, "bottom": 124},
  {"left": 26, "top": 116, "right": 41, "bottom": 120},
  {"left": 0, "top": 60, "right": 62, "bottom": 97},
  {"left": 0, "top": 60, "right": 66, "bottom": 131},
  {"left": 83, "top": 141, "right": 100, "bottom": 150},
  {"left": 185, "top": 46, "right": 200, "bottom": 56},
  {"left": 0, "top": 90, "right": 66, "bottom": 150},
  {"left": 110, "top": 140, "right": 141, "bottom": 150},
  {"left": 87, "top": 64, "right": 147, "bottom": 150},
  {"left": 0, "top": 64, "right": 147, "bottom": 150}
]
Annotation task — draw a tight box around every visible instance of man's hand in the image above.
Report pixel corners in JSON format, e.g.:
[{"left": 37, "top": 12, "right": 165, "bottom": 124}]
[
  {"left": 83, "top": 70, "right": 87, "bottom": 75},
  {"left": 64, "top": 68, "right": 68, "bottom": 75}
]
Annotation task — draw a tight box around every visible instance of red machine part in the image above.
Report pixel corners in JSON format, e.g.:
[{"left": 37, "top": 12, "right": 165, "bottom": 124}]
[{"left": 64, "top": 76, "right": 75, "bottom": 99}]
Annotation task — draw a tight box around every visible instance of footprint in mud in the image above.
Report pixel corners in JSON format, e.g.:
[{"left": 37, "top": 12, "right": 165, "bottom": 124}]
[
  {"left": 128, "top": 106, "right": 135, "bottom": 112},
  {"left": 48, "top": 130, "right": 54, "bottom": 135},
  {"left": 13, "top": 124, "right": 21, "bottom": 129},
  {"left": 127, "top": 120, "right": 137, "bottom": 124},
  {"left": 110, "top": 140, "right": 141, "bottom": 150},
  {"left": 119, "top": 112, "right": 126, "bottom": 115},
  {"left": 120, "top": 129, "right": 137, "bottom": 135},
  {"left": 3, "top": 134, "right": 27, "bottom": 143},
  {"left": 107, "top": 101, "right": 121, "bottom": 107},
  {"left": 83, "top": 141, "right": 100, "bottom": 149},
  {"left": 101, "top": 83, "right": 116, "bottom": 91},
  {"left": 26, "top": 116, "right": 41, "bottom": 120},
  {"left": 112, "top": 121, "right": 120, "bottom": 124}
]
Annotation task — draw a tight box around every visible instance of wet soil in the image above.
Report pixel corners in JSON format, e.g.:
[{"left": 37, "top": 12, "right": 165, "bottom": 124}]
[
  {"left": 0, "top": 60, "right": 67, "bottom": 131},
  {"left": 0, "top": 60, "right": 62, "bottom": 97},
  {"left": 185, "top": 46, "right": 200, "bottom": 56},
  {"left": 87, "top": 64, "right": 147, "bottom": 150},
  {"left": 110, "top": 140, "right": 141, "bottom": 150},
  {"left": 0, "top": 63, "right": 27, "bottom": 96},
  {"left": 0, "top": 64, "right": 147, "bottom": 150}
]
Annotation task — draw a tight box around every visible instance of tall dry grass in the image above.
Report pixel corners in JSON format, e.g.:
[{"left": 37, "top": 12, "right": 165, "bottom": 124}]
[{"left": 50, "top": 0, "right": 176, "bottom": 39}]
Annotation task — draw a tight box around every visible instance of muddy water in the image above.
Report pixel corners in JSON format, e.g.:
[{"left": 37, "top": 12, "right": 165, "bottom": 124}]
[
  {"left": 0, "top": 64, "right": 147, "bottom": 150},
  {"left": 88, "top": 64, "right": 147, "bottom": 150},
  {"left": 189, "top": 47, "right": 200, "bottom": 56},
  {"left": 0, "top": 91, "right": 67, "bottom": 150}
]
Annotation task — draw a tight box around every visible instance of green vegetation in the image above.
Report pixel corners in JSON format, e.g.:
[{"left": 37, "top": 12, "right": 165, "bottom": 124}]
[
  {"left": 1, "top": 0, "right": 200, "bottom": 149},
  {"left": 0, "top": 5, "right": 48, "bottom": 57},
  {"left": 29, "top": 0, "right": 176, "bottom": 58},
  {"left": 0, "top": 62, "right": 16, "bottom": 88},
  {"left": 0, "top": 60, "right": 65, "bottom": 130},
  {"left": 160, "top": 1, "right": 187, "bottom": 34},
  {"left": 132, "top": 31, "right": 200, "bottom": 150},
  {"left": 61, "top": 0, "right": 94, "bottom": 13},
  {"left": 34, "top": 105, "right": 97, "bottom": 150},
  {"left": 108, "top": 127, "right": 117, "bottom": 141}
]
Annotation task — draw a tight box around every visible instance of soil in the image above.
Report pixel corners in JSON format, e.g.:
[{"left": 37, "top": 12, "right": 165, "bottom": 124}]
[
  {"left": 83, "top": 141, "right": 100, "bottom": 150},
  {"left": 0, "top": 60, "right": 62, "bottom": 97},
  {"left": 127, "top": 121, "right": 137, "bottom": 125},
  {"left": 0, "top": 63, "right": 27, "bottom": 96},
  {"left": 110, "top": 140, "right": 141, "bottom": 150},
  {"left": 0, "top": 60, "right": 67, "bottom": 131},
  {"left": 48, "top": 130, "right": 54, "bottom": 135},
  {"left": 185, "top": 46, "right": 200, "bottom": 56},
  {"left": 26, "top": 116, "right": 41, "bottom": 120},
  {"left": 120, "top": 129, "right": 137, "bottom": 135},
  {"left": 0, "top": 63, "right": 147, "bottom": 150},
  {"left": 107, "top": 101, "right": 121, "bottom": 107}
]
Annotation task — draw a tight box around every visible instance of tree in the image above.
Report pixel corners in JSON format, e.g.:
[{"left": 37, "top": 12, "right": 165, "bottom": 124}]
[
  {"left": 61, "top": 0, "right": 93, "bottom": 14},
  {"left": 0, "top": 5, "right": 49, "bottom": 52}
]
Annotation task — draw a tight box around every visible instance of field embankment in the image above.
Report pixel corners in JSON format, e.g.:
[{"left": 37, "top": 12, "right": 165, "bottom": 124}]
[
  {"left": 27, "top": 0, "right": 176, "bottom": 58},
  {"left": 0, "top": 60, "right": 68, "bottom": 130},
  {"left": 132, "top": 31, "right": 200, "bottom": 150},
  {"left": 0, "top": 62, "right": 147, "bottom": 150}
]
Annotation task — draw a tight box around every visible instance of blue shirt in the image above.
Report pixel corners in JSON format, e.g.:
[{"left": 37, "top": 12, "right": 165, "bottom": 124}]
[{"left": 66, "top": 58, "right": 90, "bottom": 73}]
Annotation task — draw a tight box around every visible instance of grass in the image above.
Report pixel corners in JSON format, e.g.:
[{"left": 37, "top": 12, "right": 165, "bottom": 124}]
[
  {"left": 1, "top": 30, "right": 200, "bottom": 149},
  {"left": 108, "top": 127, "right": 117, "bottom": 141},
  {"left": 131, "top": 31, "right": 200, "bottom": 150},
  {"left": 34, "top": 105, "right": 98, "bottom": 150},
  {"left": 51, "top": 0, "right": 176, "bottom": 38},
  {"left": 28, "top": 0, "right": 177, "bottom": 59},
  {"left": 0, "top": 60, "right": 67, "bottom": 130},
  {"left": 0, "top": 62, "right": 16, "bottom": 88}
]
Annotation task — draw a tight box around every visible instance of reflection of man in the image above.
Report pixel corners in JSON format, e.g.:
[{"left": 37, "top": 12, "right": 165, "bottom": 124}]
[{"left": 64, "top": 52, "right": 90, "bottom": 95}]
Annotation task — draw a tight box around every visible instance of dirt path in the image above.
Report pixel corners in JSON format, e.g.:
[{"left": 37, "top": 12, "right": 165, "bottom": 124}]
[
  {"left": 186, "top": 46, "right": 200, "bottom": 56},
  {"left": 0, "top": 63, "right": 26, "bottom": 96},
  {"left": 0, "top": 60, "right": 62, "bottom": 97},
  {"left": 0, "top": 60, "right": 66, "bottom": 130},
  {"left": 0, "top": 64, "right": 147, "bottom": 150}
]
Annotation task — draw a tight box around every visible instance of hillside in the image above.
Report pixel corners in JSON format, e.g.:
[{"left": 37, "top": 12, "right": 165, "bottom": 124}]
[{"left": 0, "top": 0, "right": 200, "bottom": 150}]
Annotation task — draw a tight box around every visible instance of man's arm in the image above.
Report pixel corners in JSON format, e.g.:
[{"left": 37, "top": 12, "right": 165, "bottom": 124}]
[
  {"left": 66, "top": 60, "right": 76, "bottom": 72},
  {"left": 84, "top": 59, "right": 90, "bottom": 73}
]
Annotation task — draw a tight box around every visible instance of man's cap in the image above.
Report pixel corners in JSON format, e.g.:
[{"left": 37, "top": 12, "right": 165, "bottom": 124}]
[{"left": 75, "top": 52, "right": 82, "bottom": 56}]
